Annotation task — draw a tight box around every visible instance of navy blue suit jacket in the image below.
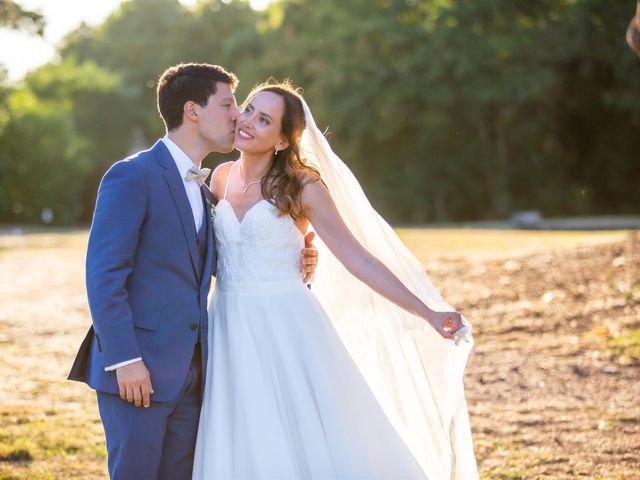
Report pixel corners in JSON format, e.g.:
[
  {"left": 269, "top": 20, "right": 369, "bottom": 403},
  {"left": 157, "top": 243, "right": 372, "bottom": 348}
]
[{"left": 68, "top": 140, "right": 216, "bottom": 402}]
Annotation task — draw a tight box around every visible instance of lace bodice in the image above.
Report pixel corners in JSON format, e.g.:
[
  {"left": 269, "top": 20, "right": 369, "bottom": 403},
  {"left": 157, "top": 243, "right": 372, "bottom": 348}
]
[{"left": 214, "top": 198, "right": 304, "bottom": 283}]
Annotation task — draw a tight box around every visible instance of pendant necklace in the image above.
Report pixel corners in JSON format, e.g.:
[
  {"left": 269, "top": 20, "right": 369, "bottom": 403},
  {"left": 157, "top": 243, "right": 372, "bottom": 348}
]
[{"left": 239, "top": 160, "right": 263, "bottom": 194}]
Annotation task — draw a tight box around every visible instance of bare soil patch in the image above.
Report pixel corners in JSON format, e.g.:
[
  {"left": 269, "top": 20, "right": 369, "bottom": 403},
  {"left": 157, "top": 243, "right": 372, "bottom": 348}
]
[{"left": 0, "top": 229, "right": 638, "bottom": 479}]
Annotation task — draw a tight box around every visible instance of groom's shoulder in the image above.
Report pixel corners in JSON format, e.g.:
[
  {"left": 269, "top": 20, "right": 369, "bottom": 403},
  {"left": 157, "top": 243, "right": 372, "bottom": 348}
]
[
  {"left": 122, "top": 140, "right": 163, "bottom": 166},
  {"left": 105, "top": 140, "right": 164, "bottom": 176},
  {"left": 98, "top": 150, "right": 153, "bottom": 191}
]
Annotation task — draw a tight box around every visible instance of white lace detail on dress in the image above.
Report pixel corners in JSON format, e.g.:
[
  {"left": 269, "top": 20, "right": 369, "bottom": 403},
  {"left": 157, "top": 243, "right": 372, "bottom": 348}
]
[{"left": 214, "top": 199, "right": 304, "bottom": 283}]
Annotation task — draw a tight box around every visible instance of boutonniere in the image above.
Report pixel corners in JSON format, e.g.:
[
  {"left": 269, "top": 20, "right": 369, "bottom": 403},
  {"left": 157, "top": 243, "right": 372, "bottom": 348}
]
[{"left": 205, "top": 197, "right": 216, "bottom": 222}]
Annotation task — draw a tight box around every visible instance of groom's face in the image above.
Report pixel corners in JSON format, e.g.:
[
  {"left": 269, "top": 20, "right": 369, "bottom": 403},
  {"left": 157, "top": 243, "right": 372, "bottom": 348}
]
[{"left": 197, "top": 82, "right": 240, "bottom": 154}]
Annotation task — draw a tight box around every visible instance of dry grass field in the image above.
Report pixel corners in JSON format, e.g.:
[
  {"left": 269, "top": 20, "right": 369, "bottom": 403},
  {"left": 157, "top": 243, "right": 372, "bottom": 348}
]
[{"left": 1, "top": 228, "right": 638, "bottom": 479}]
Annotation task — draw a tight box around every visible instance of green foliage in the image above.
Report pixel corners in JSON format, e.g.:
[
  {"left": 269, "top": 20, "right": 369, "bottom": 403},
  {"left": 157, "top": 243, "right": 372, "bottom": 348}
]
[
  {"left": 244, "top": 0, "right": 640, "bottom": 221},
  {"left": 0, "top": 0, "right": 45, "bottom": 35},
  {"left": 0, "top": 60, "right": 133, "bottom": 224},
  {"left": 25, "top": 59, "right": 138, "bottom": 163},
  {"left": 2, "top": 0, "right": 639, "bottom": 224},
  {"left": 0, "top": 86, "right": 91, "bottom": 224},
  {"left": 609, "top": 328, "right": 640, "bottom": 365}
]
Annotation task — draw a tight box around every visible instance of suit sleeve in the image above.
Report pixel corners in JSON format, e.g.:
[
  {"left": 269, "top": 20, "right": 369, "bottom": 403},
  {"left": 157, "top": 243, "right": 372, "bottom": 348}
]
[{"left": 86, "top": 160, "right": 147, "bottom": 368}]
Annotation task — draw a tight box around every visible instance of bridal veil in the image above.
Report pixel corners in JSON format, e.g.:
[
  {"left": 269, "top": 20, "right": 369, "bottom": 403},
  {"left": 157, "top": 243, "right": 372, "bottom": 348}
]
[{"left": 299, "top": 99, "right": 478, "bottom": 479}]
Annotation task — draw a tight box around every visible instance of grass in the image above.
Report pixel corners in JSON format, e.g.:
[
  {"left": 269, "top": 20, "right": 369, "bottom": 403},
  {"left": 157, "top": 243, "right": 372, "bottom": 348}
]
[
  {"left": 609, "top": 329, "right": 640, "bottom": 365},
  {"left": 396, "top": 228, "right": 628, "bottom": 261},
  {"left": 0, "top": 404, "right": 105, "bottom": 479}
]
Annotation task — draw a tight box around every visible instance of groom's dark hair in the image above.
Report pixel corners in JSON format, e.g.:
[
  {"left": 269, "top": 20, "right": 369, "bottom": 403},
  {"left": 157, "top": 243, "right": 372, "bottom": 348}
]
[{"left": 157, "top": 63, "right": 238, "bottom": 131}]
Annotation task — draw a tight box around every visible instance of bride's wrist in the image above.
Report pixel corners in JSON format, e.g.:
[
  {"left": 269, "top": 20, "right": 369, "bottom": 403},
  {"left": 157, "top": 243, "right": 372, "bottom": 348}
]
[{"left": 417, "top": 304, "right": 436, "bottom": 323}]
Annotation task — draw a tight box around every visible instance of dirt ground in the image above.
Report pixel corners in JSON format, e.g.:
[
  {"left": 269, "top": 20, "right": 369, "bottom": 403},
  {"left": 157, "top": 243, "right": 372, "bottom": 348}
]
[
  {"left": 0, "top": 229, "right": 638, "bottom": 479},
  {"left": 430, "top": 231, "right": 640, "bottom": 479}
]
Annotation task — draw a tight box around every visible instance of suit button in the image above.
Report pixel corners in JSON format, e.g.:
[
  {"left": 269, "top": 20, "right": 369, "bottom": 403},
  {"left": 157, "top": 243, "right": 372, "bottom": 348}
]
[
  {"left": 196, "top": 238, "right": 200, "bottom": 245},
  {"left": 190, "top": 323, "right": 198, "bottom": 331}
]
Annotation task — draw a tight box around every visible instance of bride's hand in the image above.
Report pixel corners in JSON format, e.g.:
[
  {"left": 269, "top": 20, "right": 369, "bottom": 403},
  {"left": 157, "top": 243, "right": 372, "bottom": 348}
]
[{"left": 425, "top": 310, "right": 464, "bottom": 340}]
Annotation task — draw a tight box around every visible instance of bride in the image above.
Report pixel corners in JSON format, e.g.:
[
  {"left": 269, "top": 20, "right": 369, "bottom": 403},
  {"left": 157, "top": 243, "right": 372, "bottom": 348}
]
[{"left": 192, "top": 81, "right": 477, "bottom": 479}]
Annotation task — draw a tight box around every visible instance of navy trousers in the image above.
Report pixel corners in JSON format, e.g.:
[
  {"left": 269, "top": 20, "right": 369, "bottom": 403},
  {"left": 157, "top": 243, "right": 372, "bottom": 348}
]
[{"left": 97, "top": 344, "right": 202, "bottom": 480}]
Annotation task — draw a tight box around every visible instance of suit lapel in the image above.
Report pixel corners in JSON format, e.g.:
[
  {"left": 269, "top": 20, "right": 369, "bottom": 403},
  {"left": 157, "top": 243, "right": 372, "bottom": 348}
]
[
  {"left": 201, "top": 184, "right": 216, "bottom": 206},
  {"left": 200, "top": 185, "right": 215, "bottom": 287},
  {"left": 152, "top": 140, "right": 200, "bottom": 281}
]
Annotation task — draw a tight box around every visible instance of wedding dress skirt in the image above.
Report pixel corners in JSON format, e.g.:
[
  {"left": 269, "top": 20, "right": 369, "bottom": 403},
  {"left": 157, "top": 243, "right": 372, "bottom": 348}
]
[
  {"left": 191, "top": 189, "right": 478, "bottom": 479},
  {"left": 194, "top": 274, "right": 430, "bottom": 479},
  {"left": 192, "top": 199, "right": 431, "bottom": 479}
]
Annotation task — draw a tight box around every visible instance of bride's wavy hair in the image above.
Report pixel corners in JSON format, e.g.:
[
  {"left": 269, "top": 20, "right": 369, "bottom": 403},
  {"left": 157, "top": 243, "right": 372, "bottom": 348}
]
[{"left": 242, "top": 80, "right": 321, "bottom": 219}]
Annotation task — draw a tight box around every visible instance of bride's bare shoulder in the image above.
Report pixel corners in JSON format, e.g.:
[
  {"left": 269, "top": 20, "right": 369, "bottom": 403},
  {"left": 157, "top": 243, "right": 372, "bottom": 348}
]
[
  {"left": 298, "top": 168, "right": 330, "bottom": 211},
  {"left": 210, "top": 161, "right": 236, "bottom": 199},
  {"left": 213, "top": 160, "right": 235, "bottom": 177},
  {"left": 297, "top": 166, "right": 322, "bottom": 189}
]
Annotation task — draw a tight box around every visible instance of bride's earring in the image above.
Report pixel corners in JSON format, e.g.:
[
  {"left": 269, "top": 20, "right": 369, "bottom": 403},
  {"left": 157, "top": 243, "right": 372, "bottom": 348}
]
[{"left": 274, "top": 148, "right": 279, "bottom": 156}]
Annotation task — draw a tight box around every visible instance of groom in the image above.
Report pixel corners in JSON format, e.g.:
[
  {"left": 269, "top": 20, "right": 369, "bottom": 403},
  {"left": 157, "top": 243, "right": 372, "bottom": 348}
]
[{"left": 68, "top": 63, "right": 318, "bottom": 479}]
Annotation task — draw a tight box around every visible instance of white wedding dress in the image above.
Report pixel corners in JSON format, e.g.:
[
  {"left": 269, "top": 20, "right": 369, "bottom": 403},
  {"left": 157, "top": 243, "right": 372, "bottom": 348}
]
[
  {"left": 192, "top": 191, "right": 427, "bottom": 479},
  {"left": 192, "top": 99, "right": 477, "bottom": 480}
]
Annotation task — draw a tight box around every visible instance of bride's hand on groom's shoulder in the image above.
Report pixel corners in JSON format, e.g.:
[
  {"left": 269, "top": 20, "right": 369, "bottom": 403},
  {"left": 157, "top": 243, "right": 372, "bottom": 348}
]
[
  {"left": 425, "top": 309, "right": 464, "bottom": 340},
  {"left": 116, "top": 360, "right": 154, "bottom": 408}
]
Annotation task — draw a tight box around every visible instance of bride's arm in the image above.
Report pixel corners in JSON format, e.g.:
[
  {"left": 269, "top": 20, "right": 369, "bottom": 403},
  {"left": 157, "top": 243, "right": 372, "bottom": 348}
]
[{"left": 301, "top": 179, "right": 462, "bottom": 339}]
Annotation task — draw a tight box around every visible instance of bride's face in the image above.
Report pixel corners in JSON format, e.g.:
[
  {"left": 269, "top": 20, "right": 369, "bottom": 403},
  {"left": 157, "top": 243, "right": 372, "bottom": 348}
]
[{"left": 235, "top": 91, "right": 289, "bottom": 155}]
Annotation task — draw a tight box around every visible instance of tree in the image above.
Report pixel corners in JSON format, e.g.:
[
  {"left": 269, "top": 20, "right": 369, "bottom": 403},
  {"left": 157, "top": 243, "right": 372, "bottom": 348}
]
[
  {"left": 0, "top": 60, "right": 134, "bottom": 224},
  {"left": 0, "top": 88, "right": 89, "bottom": 224},
  {"left": 3, "top": 0, "right": 638, "bottom": 224},
  {"left": 0, "top": 0, "right": 45, "bottom": 35}
]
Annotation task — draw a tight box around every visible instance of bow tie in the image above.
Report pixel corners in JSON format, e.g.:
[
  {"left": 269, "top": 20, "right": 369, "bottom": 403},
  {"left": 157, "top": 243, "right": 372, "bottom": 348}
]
[{"left": 184, "top": 165, "right": 212, "bottom": 186}]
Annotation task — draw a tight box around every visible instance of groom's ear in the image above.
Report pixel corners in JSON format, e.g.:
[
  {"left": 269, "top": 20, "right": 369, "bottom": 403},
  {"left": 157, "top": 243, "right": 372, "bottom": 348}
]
[{"left": 183, "top": 101, "right": 200, "bottom": 123}]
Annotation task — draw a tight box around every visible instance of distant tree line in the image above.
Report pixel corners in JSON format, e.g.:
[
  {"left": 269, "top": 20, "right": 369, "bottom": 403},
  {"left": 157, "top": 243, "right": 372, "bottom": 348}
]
[{"left": 1, "top": 0, "right": 638, "bottom": 225}]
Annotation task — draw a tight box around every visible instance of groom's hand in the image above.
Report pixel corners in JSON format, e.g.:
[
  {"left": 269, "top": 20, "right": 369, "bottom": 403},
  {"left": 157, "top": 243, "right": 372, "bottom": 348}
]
[
  {"left": 116, "top": 360, "right": 154, "bottom": 408},
  {"left": 301, "top": 232, "right": 318, "bottom": 283}
]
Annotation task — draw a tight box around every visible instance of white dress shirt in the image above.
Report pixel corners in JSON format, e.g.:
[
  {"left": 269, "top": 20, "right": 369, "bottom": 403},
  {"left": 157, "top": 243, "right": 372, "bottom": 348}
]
[
  {"left": 104, "top": 137, "right": 205, "bottom": 372},
  {"left": 162, "top": 136, "right": 205, "bottom": 232}
]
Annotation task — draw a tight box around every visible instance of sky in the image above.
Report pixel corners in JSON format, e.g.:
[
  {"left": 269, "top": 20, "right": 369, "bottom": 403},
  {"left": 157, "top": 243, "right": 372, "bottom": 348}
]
[{"left": 0, "top": 0, "right": 271, "bottom": 81}]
